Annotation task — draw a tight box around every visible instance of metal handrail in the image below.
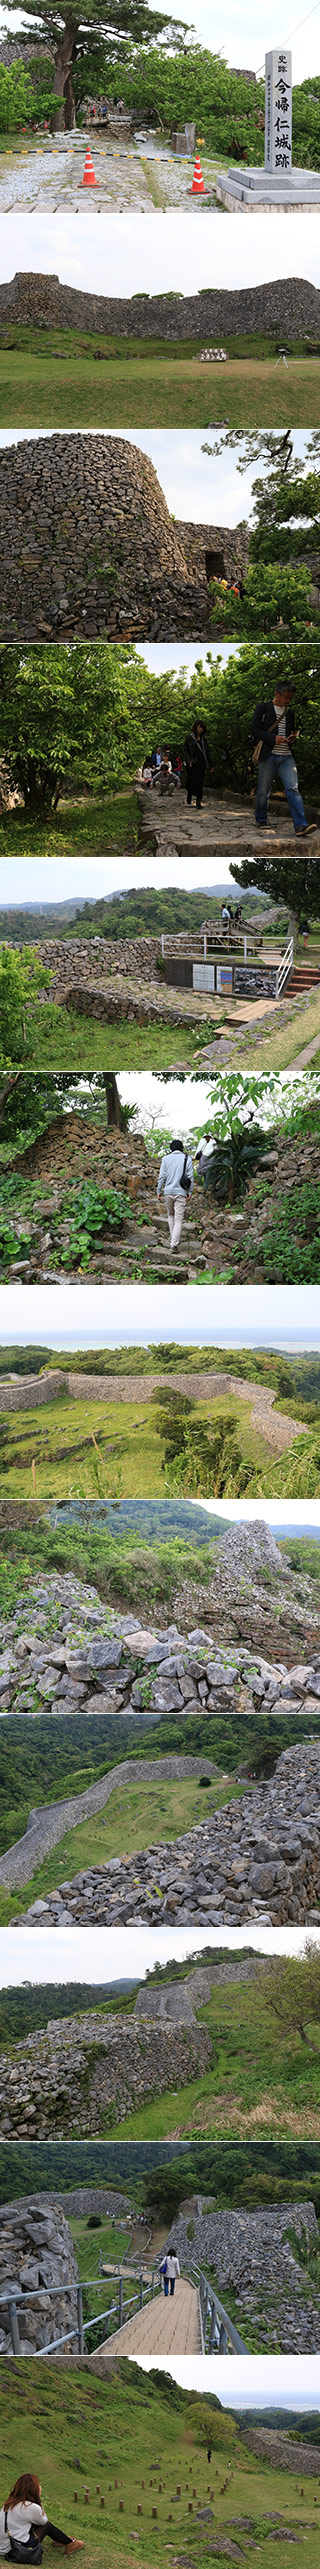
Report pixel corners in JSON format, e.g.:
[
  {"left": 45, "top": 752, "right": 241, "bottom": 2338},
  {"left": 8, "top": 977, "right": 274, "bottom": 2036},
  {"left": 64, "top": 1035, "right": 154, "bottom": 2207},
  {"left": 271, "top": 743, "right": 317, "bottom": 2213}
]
[
  {"left": 5, "top": 2264, "right": 161, "bottom": 2360},
  {"left": 186, "top": 2261, "right": 247, "bottom": 2355},
  {"left": 276, "top": 933, "right": 294, "bottom": 996}
]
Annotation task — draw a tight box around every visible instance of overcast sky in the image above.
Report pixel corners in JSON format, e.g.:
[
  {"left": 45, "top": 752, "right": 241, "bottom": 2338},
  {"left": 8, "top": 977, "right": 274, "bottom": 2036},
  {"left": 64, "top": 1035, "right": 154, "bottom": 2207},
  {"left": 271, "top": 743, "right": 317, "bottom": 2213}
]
[
  {"left": 0, "top": 1281, "right": 319, "bottom": 1342},
  {"left": 134, "top": 2352, "right": 320, "bottom": 2398},
  {"left": 2, "top": 203, "right": 320, "bottom": 291},
  {"left": 1, "top": 1919, "right": 320, "bottom": 1983},
  {"left": 0, "top": 0, "right": 319, "bottom": 82}
]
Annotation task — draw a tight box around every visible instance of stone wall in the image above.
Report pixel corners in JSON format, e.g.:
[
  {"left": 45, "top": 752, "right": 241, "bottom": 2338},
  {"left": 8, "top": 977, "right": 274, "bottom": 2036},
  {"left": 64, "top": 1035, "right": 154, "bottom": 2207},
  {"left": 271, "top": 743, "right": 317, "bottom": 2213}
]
[
  {"left": 241, "top": 2428, "right": 320, "bottom": 2476},
  {"left": 0, "top": 2010, "right": 213, "bottom": 2138},
  {"left": 0, "top": 1370, "right": 65, "bottom": 1411},
  {"left": 164, "top": 2198, "right": 320, "bottom": 2353},
  {"left": 0, "top": 434, "right": 208, "bottom": 643},
  {"left": 1, "top": 270, "right": 320, "bottom": 339},
  {"left": 178, "top": 519, "right": 249, "bottom": 583},
  {"left": 0, "top": 2195, "right": 79, "bottom": 2356}
]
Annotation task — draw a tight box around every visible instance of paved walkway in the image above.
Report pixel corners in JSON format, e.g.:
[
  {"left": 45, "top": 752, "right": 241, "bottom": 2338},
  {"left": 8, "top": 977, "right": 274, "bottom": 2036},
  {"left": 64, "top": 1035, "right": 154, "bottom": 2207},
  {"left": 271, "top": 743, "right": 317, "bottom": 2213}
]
[
  {"left": 0, "top": 131, "right": 218, "bottom": 215},
  {"left": 138, "top": 789, "right": 320, "bottom": 855},
  {"left": 99, "top": 2279, "right": 201, "bottom": 2360}
]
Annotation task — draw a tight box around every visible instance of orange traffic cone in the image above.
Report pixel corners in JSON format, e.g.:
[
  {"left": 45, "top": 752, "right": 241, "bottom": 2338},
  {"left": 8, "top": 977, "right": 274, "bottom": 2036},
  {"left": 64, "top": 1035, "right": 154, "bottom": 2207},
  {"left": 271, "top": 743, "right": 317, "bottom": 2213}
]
[
  {"left": 82, "top": 144, "right": 98, "bottom": 185},
  {"left": 191, "top": 154, "right": 205, "bottom": 193}
]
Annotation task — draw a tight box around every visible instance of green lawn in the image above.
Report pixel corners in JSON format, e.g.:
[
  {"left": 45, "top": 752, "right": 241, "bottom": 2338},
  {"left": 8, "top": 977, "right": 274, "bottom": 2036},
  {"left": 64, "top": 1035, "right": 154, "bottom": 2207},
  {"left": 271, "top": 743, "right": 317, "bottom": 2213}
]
[
  {"left": 0, "top": 791, "right": 139, "bottom": 862},
  {"left": 15, "top": 1005, "right": 205, "bottom": 1068},
  {"left": 1, "top": 342, "right": 320, "bottom": 425},
  {"left": 1, "top": 2361, "right": 317, "bottom": 2569}
]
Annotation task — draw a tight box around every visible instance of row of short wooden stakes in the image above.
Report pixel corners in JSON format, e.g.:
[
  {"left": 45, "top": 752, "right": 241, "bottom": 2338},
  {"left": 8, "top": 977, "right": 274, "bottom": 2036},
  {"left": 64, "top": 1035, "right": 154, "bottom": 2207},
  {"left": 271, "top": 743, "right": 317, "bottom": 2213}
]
[
  {"left": 72, "top": 2472, "right": 231, "bottom": 2516},
  {"left": 82, "top": 143, "right": 206, "bottom": 189}
]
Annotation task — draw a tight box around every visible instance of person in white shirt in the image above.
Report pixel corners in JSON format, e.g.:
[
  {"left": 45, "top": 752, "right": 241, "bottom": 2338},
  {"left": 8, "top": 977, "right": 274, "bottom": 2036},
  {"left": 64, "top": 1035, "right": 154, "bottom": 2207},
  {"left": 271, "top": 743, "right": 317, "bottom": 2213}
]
[
  {"left": 157, "top": 1138, "right": 193, "bottom": 1254},
  {"left": 166, "top": 2251, "right": 181, "bottom": 2296},
  {"left": 195, "top": 1133, "right": 216, "bottom": 1183},
  {"left": 0, "top": 2477, "right": 83, "bottom": 2565}
]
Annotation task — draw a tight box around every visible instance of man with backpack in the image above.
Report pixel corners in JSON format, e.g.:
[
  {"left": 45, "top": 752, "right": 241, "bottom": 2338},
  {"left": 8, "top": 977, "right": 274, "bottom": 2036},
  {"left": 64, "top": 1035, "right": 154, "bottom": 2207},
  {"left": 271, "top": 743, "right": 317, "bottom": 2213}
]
[
  {"left": 157, "top": 1138, "right": 193, "bottom": 1253},
  {"left": 250, "top": 679, "right": 316, "bottom": 835}
]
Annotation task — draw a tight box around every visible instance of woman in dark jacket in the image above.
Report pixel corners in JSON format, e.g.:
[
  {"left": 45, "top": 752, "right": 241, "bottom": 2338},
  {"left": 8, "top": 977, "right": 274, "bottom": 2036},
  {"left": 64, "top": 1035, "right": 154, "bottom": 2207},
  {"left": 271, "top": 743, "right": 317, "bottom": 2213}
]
[{"left": 184, "top": 720, "right": 210, "bottom": 809}]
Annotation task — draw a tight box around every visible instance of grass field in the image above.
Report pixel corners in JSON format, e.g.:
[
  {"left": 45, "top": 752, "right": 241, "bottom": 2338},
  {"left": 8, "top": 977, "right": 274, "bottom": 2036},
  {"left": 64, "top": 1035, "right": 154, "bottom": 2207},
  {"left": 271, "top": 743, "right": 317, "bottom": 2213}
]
[
  {"left": 1, "top": 338, "right": 320, "bottom": 426},
  {"left": 16, "top": 1007, "right": 206, "bottom": 1069},
  {"left": 2, "top": 2361, "right": 318, "bottom": 2569},
  {"left": 0, "top": 1772, "right": 242, "bottom": 1921},
  {"left": 102, "top": 1973, "right": 320, "bottom": 2144},
  {"left": 0, "top": 792, "right": 139, "bottom": 863},
  {"left": 0, "top": 1389, "right": 278, "bottom": 1502}
]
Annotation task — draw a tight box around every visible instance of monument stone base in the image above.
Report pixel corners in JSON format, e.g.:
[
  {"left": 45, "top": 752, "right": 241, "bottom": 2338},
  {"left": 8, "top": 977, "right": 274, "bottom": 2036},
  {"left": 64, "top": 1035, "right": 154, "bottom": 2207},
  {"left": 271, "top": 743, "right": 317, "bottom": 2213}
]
[{"left": 216, "top": 164, "right": 320, "bottom": 208}]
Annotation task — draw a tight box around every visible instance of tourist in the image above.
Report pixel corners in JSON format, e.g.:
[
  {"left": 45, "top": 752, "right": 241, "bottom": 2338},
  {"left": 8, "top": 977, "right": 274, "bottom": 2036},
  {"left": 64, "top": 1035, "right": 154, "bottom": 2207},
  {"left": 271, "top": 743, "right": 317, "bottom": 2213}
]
[
  {"left": 150, "top": 746, "right": 162, "bottom": 773},
  {"left": 251, "top": 678, "right": 317, "bottom": 836},
  {"left": 159, "top": 2256, "right": 169, "bottom": 2297},
  {"left": 221, "top": 902, "right": 231, "bottom": 938},
  {"left": 0, "top": 2477, "right": 83, "bottom": 2563},
  {"left": 157, "top": 1138, "right": 193, "bottom": 1254},
  {"left": 166, "top": 2250, "right": 181, "bottom": 2297},
  {"left": 184, "top": 719, "right": 210, "bottom": 809},
  {"left": 141, "top": 758, "right": 153, "bottom": 785},
  {"left": 195, "top": 1133, "right": 216, "bottom": 1184}
]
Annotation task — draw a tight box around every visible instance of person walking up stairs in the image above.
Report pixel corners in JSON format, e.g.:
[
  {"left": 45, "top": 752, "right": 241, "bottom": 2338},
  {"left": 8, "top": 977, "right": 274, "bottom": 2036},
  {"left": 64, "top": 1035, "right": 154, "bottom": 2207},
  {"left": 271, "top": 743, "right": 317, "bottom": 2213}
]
[{"left": 157, "top": 1138, "right": 194, "bottom": 1253}]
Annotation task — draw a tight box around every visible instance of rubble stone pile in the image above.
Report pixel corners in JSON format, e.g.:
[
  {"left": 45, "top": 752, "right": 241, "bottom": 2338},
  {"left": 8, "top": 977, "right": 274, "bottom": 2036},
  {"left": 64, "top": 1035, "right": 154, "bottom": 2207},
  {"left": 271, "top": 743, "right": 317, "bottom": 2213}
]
[
  {"left": 18, "top": 1735, "right": 320, "bottom": 1926},
  {"left": 164, "top": 2197, "right": 320, "bottom": 2352}
]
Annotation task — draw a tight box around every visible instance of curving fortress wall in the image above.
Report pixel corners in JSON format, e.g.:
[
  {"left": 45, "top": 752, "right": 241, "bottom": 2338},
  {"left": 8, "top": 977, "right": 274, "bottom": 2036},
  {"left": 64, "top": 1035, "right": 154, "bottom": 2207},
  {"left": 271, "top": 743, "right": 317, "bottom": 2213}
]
[{"left": 1, "top": 270, "right": 320, "bottom": 338}]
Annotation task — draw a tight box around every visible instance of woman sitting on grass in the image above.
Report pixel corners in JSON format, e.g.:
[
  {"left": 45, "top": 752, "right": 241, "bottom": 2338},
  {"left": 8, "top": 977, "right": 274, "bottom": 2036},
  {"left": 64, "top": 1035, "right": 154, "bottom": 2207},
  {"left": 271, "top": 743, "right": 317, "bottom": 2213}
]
[{"left": 0, "top": 2476, "right": 83, "bottom": 2565}]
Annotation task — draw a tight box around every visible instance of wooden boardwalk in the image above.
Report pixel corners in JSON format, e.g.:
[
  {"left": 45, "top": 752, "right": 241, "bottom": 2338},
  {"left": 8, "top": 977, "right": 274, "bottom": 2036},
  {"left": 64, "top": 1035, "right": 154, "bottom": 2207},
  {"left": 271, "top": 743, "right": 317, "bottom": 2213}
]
[{"left": 98, "top": 2279, "right": 202, "bottom": 2361}]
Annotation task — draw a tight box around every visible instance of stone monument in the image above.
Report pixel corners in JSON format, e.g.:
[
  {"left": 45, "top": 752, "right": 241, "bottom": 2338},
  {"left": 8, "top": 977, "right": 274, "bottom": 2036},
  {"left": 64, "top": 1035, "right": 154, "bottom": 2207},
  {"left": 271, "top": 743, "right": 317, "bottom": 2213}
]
[{"left": 216, "top": 45, "right": 320, "bottom": 205}]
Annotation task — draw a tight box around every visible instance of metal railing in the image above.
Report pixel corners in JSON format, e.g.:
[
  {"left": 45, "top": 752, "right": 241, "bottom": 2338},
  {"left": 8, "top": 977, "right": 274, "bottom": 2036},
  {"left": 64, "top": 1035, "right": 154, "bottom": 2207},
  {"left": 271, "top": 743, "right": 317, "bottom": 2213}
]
[
  {"left": 3, "top": 2264, "right": 161, "bottom": 2360},
  {"left": 187, "top": 2262, "right": 247, "bottom": 2355},
  {"left": 276, "top": 933, "right": 294, "bottom": 996}
]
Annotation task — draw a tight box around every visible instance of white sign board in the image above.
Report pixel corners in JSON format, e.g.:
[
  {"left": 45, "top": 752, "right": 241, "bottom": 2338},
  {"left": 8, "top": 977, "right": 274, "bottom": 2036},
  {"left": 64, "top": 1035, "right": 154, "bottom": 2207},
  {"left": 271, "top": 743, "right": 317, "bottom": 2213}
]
[
  {"left": 193, "top": 963, "right": 216, "bottom": 992},
  {"left": 265, "top": 48, "right": 292, "bottom": 173}
]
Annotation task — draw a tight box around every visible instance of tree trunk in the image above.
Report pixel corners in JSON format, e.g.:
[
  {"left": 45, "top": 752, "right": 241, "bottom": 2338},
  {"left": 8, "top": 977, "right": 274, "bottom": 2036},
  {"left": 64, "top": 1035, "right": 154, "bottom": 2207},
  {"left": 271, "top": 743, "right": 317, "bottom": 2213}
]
[
  {"left": 0, "top": 1075, "right": 20, "bottom": 1132},
  {"left": 64, "top": 65, "right": 76, "bottom": 126},
  {"left": 51, "top": 19, "right": 78, "bottom": 131},
  {"left": 103, "top": 1075, "right": 122, "bottom": 1128}
]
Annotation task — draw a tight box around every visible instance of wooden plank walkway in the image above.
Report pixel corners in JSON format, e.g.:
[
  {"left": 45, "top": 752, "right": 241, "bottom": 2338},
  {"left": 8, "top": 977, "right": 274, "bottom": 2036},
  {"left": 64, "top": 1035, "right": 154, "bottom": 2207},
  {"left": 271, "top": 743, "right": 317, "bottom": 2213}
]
[{"left": 98, "top": 2279, "right": 201, "bottom": 2360}]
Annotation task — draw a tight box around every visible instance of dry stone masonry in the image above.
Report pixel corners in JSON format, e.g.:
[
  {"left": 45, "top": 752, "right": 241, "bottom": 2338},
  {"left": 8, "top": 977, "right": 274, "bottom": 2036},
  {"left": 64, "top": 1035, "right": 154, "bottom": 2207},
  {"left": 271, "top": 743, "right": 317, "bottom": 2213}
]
[
  {"left": 0, "top": 435, "right": 208, "bottom": 641},
  {"left": 2, "top": 271, "right": 320, "bottom": 338},
  {"left": 0, "top": 2196, "right": 78, "bottom": 2355},
  {"left": 0, "top": 2009, "right": 212, "bottom": 2139},
  {"left": 163, "top": 2197, "right": 320, "bottom": 2353}
]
